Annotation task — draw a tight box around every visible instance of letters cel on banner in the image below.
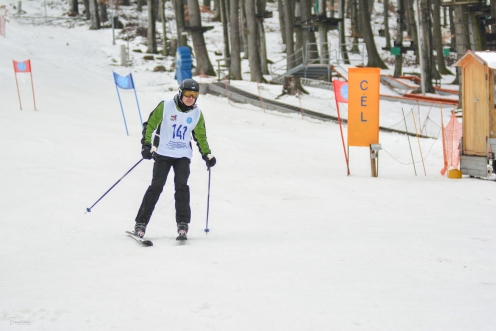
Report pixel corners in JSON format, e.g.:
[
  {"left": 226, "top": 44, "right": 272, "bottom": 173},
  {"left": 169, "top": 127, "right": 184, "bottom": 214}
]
[{"left": 347, "top": 68, "right": 380, "bottom": 147}]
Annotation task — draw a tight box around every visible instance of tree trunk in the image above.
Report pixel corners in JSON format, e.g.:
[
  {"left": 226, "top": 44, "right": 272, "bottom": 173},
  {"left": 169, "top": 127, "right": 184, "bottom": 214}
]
[
  {"left": 301, "top": 0, "right": 318, "bottom": 61},
  {"left": 138, "top": 0, "right": 144, "bottom": 11},
  {"left": 188, "top": 0, "right": 216, "bottom": 75},
  {"left": 220, "top": 0, "right": 230, "bottom": 64},
  {"left": 339, "top": 0, "right": 350, "bottom": 64},
  {"left": 256, "top": 0, "right": 269, "bottom": 74},
  {"left": 359, "top": 0, "right": 388, "bottom": 68},
  {"left": 122, "top": 0, "right": 130, "bottom": 5},
  {"left": 174, "top": 0, "right": 187, "bottom": 47},
  {"left": 277, "top": 0, "right": 286, "bottom": 45},
  {"left": 89, "top": 0, "right": 100, "bottom": 30},
  {"left": 433, "top": 0, "right": 452, "bottom": 75},
  {"left": 318, "top": 0, "right": 328, "bottom": 64},
  {"left": 71, "top": 0, "right": 78, "bottom": 15},
  {"left": 449, "top": 7, "right": 456, "bottom": 51},
  {"left": 384, "top": 0, "right": 391, "bottom": 48},
  {"left": 99, "top": 1, "right": 108, "bottom": 23},
  {"left": 83, "top": 0, "right": 90, "bottom": 20},
  {"left": 147, "top": 0, "right": 157, "bottom": 53},
  {"left": 283, "top": 0, "right": 295, "bottom": 69},
  {"left": 393, "top": 0, "right": 403, "bottom": 77},
  {"left": 214, "top": 0, "right": 221, "bottom": 21},
  {"left": 229, "top": 0, "right": 242, "bottom": 79},
  {"left": 350, "top": 0, "right": 360, "bottom": 53},
  {"left": 282, "top": 76, "right": 307, "bottom": 96},
  {"left": 453, "top": 5, "right": 470, "bottom": 91},
  {"left": 492, "top": 0, "right": 496, "bottom": 34},
  {"left": 418, "top": 0, "right": 435, "bottom": 92},
  {"left": 245, "top": 0, "right": 263, "bottom": 82},
  {"left": 294, "top": 0, "right": 303, "bottom": 65},
  {"left": 241, "top": 0, "right": 249, "bottom": 59},
  {"left": 160, "top": 0, "right": 168, "bottom": 56},
  {"left": 406, "top": 0, "right": 418, "bottom": 59}
]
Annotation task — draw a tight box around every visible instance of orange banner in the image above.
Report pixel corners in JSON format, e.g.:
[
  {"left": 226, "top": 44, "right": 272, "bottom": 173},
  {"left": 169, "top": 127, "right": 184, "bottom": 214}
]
[{"left": 347, "top": 68, "right": 380, "bottom": 147}]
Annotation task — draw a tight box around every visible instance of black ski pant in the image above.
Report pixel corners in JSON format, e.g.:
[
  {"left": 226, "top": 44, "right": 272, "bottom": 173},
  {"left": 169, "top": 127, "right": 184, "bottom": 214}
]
[{"left": 135, "top": 155, "right": 191, "bottom": 226}]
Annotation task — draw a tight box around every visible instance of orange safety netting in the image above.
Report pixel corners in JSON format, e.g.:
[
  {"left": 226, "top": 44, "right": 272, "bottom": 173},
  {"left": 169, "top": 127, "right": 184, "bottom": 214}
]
[{"left": 441, "top": 112, "right": 462, "bottom": 175}]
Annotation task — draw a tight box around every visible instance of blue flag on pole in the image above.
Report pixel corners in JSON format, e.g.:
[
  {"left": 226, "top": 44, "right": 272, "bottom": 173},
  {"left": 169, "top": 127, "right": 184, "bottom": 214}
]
[
  {"left": 112, "top": 72, "right": 143, "bottom": 135},
  {"left": 113, "top": 72, "right": 135, "bottom": 90}
]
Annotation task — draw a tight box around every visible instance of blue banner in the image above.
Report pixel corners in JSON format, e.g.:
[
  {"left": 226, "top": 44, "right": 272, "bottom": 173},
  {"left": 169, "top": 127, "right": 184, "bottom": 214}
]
[{"left": 113, "top": 72, "right": 135, "bottom": 90}]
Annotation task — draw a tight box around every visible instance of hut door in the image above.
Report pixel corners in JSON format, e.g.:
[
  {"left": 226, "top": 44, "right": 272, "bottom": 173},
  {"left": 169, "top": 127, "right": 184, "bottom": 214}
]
[{"left": 463, "top": 62, "right": 489, "bottom": 156}]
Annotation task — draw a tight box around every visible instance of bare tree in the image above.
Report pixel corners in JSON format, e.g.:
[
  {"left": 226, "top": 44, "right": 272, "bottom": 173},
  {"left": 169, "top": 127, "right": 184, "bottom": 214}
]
[
  {"left": 318, "top": 0, "right": 329, "bottom": 63},
  {"left": 187, "top": 0, "right": 216, "bottom": 75},
  {"left": 99, "top": 0, "right": 108, "bottom": 23},
  {"left": 89, "top": 0, "right": 100, "bottom": 29},
  {"left": 384, "top": 0, "right": 391, "bottom": 48},
  {"left": 220, "top": 0, "right": 230, "bottom": 64},
  {"left": 82, "top": 0, "right": 90, "bottom": 19},
  {"left": 393, "top": 0, "right": 404, "bottom": 77},
  {"left": 174, "top": 0, "right": 187, "bottom": 47},
  {"left": 406, "top": 0, "right": 419, "bottom": 58},
  {"left": 71, "top": 0, "right": 78, "bottom": 15},
  {"left": 147, "top": 0, "right": 157, "bottom": 53},
  {"left": 350, "top": 0, "right": 360, "bottom": 53},
  {"left": 359, "top": 0, "right": 388, "bottom": 68},
  {"left": 256, "top": 0, "right": 270, "bottom": 74},
  {"left": 283, "top": 0, "right": 295, "bottom": 69},
  {"left": 229, "top": 0, "right": 242, "bottom": 79},
  {"left": 433, "top": 0, "right": 452, "bottom": 75},
  {"left": 294, "top": 0, "right": 303, "bottom": 65},
  {"left": 245, "top": 0, "right": 264, "bottom": 82},
  {"left": 159, "top": 0, "right": 168, "bottom": 56},
  {"left": 241, "top": 0, "right": 249, "bottom": 59},
  {"left": 300, "top": 0, "right": 318, "bottom": 61},
  {"left": 453, "top": 5, "right": 471, "bottom": 91},
  {"left": 214, "top": 0, "right": 221, "bottom": 21},
  {"left": 277, "top": 0, "right": 286, "bottom": 45},
  {"left": 418, "top": 0, "right": 435, "bottom": 93},
  {"left": 338, "top": 0, "right": 350, "bottom": 64}
]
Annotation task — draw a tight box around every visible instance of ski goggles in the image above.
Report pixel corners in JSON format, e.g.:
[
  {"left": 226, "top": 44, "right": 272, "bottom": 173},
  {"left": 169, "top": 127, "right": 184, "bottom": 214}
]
[{"left": 183, "top": 90, "right": 199, "bottom": 99}]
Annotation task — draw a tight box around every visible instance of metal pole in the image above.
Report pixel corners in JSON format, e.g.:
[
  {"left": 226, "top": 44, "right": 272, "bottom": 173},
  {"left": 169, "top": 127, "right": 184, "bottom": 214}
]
[
  {"left": 204, "top": 167, "right": 211, "bottom": 233},
  {"left": 110, "top": 0, "right": 115, "bottom": 45}
]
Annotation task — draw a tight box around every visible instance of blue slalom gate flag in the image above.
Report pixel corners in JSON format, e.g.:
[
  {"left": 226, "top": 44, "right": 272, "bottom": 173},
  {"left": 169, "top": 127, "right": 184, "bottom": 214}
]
[
  {"left": 113, "top": 72, "right": 143, "bottom": 136},
  {"left": 113, "top": 72, "right": 135, "bottom": 89}
]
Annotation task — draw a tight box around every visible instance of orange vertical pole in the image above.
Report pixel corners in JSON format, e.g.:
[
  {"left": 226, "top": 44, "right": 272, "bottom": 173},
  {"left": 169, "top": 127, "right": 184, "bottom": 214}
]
[
  {"left": 14, "top": 72, "right": 22, "bottom": 110},
  {"left": 335, "top": 99, "right": 350, "bottom": 176},
  {"left": 30, "top": 71, "right": 37, "bottom": 110}
]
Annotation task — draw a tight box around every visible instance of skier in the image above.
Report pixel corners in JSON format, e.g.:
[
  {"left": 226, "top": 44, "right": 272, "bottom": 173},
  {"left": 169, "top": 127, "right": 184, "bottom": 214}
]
[{"left": 134, "top": 78, "right": 216, "bottom": 240}]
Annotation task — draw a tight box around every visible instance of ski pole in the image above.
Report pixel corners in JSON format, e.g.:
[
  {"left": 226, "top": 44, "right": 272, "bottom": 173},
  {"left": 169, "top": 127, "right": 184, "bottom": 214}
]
[
  {"left": 204, "top": 167, "right": 211, "bottom": 233},
  {"left": 85, "top": 158, "right": 144, "bottom": 213}
]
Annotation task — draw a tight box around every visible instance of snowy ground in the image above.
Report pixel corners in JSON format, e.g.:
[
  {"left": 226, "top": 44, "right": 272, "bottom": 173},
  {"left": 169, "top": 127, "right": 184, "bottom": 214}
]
[{"left": 0, "top": 2, "right": 495, "bottom": 330}]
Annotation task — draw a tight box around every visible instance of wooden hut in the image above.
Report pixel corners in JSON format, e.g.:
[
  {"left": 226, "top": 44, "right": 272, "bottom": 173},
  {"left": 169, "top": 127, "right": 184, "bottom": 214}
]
[{"left": 455, "top": 50, "right": 496, "bottom": 177}]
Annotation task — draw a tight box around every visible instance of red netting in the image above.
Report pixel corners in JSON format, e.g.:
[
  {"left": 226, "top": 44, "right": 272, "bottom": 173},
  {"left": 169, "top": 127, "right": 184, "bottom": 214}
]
[{"left": 441, "top": 112, "right": 462, "bottom": 175}]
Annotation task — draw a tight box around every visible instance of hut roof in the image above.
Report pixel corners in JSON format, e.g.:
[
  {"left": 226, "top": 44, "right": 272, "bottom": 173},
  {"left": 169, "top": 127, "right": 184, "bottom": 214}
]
[{"left": 455, "top": 50, "right": 496, "bottom": 69}]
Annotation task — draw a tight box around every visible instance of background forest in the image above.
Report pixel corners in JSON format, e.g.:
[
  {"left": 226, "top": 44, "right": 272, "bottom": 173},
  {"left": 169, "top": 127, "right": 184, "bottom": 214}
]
[{"left": 59, "top": 0, "right": 496, "bottom": 95}]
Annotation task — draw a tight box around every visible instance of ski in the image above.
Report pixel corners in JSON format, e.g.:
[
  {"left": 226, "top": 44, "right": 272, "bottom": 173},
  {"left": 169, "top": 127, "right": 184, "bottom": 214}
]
[{"left": 125, "top": 231, "right": 153, "bottom": 246}]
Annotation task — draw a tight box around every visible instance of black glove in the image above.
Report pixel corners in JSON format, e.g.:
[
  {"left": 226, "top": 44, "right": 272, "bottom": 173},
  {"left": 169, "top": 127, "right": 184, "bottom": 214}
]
[
  {"left": 202, "top": 154, "right": 216, "bottom": 169},
  {"left": 141, "top": 145, "right": 153, "bottom": 160}
]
